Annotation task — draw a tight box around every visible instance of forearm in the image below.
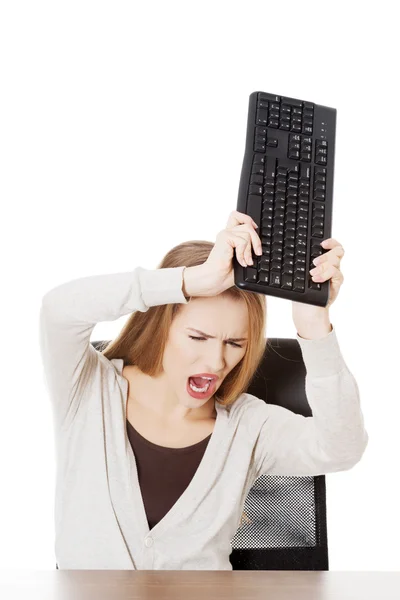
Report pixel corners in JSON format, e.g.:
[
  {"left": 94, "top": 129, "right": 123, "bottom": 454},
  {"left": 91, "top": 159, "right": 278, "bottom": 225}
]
[
  {"left": 182, "top": 265, "right": 217, "bottom": 299},
  {"left": 293, "top": 304, "right": 332, "bottom": 340},
  {"left": 40, "top": 265, "right": 190, "bottom": 429}
]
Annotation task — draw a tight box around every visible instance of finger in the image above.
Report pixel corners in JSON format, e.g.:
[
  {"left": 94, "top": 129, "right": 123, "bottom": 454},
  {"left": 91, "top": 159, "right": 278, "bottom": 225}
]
[
  {"left": 227, "top": 210, "right": 258, "bottom": 231},
  {"left": 237, "top": 232, "right": 254, "bottom": 266},
  {"left": 320, "top": 238, "right": 345, "bottom": 256},
  {"left": 310, "top": 263, "right": 344, "bottom": 283},
  {"left": 313, "top": 241, "right": 345, "bottom": 266},
  {"left": 233, "top": 223, "right": 262, "bottom": 259},
  {"left": 230, "top": 231, "right": 255, "bottom": 267},
  {"left": 312, "top": 253, "right": 341, "bottom": 269}
]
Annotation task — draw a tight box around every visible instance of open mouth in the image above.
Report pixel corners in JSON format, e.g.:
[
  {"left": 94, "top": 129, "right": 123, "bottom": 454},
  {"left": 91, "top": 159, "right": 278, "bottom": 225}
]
[{"left": 187, "top": 376, "right": 217, "bottom": 398}]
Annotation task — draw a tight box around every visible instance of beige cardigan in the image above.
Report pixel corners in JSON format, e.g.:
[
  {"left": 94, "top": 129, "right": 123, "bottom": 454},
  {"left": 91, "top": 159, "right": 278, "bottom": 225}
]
[{"left": 39, "top": 265, "right": 368, "bottom": 570}]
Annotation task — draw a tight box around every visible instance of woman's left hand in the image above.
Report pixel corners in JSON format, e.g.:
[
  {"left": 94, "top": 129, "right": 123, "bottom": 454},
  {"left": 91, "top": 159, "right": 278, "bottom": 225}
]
[{"left": 292, "top": 238, "right": 345, "bottom": 335}]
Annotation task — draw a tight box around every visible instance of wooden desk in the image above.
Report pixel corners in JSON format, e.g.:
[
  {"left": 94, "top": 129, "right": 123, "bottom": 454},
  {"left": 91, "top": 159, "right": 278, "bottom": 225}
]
[{"left": 0, "top": 570, "right": 399, "bottom": 599}]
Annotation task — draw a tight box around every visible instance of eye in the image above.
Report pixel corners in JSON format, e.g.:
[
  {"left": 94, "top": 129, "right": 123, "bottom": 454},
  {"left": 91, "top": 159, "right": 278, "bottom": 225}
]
[{"left": 188, "top": 335, "right": 243, "bottom": 349}]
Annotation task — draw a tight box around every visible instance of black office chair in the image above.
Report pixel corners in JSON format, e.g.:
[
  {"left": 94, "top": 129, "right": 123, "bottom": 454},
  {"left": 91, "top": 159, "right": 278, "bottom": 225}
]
[
  {"left": 56, "top": 336, "right": 328, "bottom": 571},
  {"left": 228, "top": 336, "right": 328, "bottom": 571}
]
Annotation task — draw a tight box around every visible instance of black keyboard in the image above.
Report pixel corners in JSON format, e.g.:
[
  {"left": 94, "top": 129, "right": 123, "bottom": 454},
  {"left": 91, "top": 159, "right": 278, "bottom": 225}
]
[{"left": 234, "top": 91, "right": 337, "bottom": 307}]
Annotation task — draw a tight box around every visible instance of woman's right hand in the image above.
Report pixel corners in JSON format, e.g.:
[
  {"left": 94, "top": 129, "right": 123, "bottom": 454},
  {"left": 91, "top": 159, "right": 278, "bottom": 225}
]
[{"left": 190, "top": 210, "right": 263, "bottom": 297}]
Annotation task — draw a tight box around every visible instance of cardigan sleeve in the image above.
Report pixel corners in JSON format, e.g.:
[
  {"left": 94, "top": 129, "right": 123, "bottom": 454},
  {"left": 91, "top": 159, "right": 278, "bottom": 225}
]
[
  {"left": 39, "top": 266, "right": 188, "bottom": 431},
  {"left": 250, "top": 325, "right": 369, "bottom": 478}
]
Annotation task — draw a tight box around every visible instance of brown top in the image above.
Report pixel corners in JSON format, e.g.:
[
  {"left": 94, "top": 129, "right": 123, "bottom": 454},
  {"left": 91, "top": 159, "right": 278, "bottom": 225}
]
[{"left": 126, "top": 419, "right": 212, "bottom": 530}]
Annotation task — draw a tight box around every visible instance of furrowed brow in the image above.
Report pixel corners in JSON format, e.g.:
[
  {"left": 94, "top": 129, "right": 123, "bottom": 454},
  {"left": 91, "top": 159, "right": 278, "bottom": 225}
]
[{"left": 186, "top": 327, "right": 248, "bottom": 342}]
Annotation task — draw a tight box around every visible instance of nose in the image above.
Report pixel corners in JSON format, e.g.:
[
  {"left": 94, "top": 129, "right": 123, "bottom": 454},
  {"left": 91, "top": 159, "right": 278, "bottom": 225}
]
[{"left": 202, "top": 343, "right": 227, "bottom": 375}]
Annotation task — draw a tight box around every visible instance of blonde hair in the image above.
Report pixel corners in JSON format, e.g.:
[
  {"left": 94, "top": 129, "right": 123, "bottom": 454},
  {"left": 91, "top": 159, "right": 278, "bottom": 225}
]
[{"left": 102, "top": 240, "right": 267, "bottom": 408}]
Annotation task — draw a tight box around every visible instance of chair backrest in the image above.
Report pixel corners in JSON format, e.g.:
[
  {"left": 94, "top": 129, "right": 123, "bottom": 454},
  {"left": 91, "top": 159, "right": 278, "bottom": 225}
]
[
  {"left": 55, "top": 337, "right": 328, "bottom": 572},
  {"left": 226, "top": 336, "right": 328, "bottom": 570}
]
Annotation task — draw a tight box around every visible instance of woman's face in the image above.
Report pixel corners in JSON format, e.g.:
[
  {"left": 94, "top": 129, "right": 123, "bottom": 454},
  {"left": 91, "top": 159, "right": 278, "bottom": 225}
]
[{"left": 160, "top": 294, "right": 249, "bottom": 417}]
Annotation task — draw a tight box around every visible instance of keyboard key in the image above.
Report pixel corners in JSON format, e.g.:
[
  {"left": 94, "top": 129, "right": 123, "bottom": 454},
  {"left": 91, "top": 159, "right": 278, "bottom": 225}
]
[
  {"left": 244, "top": 267, "right": 258, "bottom": 281},
  {"left": 256, "top": 108, "right": 268, "bottom": 125},
  {"left": 281, "top": 275, "right": 293, "bottom": 289},
  {"left": 247, "top": 195, "right": 262, "bottom": 226},
  {"left": 249, "top": 185, "right": 263, "bottom": 195},
  {"left": 270, "top": 273, "right": 281, "bottom": 287},
  {"left": 312, "top": 227, "right": 324, "bottom": 237},
  {"left": 281, "top": 96, "right": 303, "bottom": 107},
  {"left": 259, "top": 93, "right": 280, "bottom": 103},
  {"left": 293, "top": 279, "right": 305, "bottom": 292}
]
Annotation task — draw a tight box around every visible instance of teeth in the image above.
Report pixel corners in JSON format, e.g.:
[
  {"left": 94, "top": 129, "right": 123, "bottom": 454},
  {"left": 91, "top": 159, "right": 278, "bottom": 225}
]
[{"left": 189, "top": 380, "right": 211, "bottom": 393}]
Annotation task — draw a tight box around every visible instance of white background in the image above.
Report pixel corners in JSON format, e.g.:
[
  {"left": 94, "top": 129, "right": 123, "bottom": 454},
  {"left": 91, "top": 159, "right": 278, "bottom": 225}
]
[{"left": 1, "top": 1, "right": 398, "bottom": 571}]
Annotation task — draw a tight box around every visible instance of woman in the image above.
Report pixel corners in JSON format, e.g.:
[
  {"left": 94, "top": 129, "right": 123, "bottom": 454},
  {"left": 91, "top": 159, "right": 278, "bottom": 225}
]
[{"left": 39, "top": 210, "right": 368, "bottom": 570}]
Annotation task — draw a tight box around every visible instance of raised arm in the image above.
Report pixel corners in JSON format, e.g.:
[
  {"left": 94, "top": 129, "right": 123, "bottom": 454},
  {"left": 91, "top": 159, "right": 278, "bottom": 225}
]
[
  {"left": 39, "top": 266, "right": 189, "bottom": 431},
  {"left": 249, "top": 325, "right": 369, "bottom": 478}
]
